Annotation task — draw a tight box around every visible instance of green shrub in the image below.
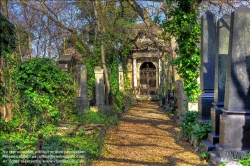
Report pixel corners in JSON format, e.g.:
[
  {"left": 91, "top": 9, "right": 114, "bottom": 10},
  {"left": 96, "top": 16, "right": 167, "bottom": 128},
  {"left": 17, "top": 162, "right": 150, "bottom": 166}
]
[
  {"left": 179, "top": 111, "right": 198, "bottom": 140},
  {"left": 13, "top": 58, "right": 78, "bottom": 131},
  {"left": 83, "top": 110, "right": 117, "bottom": 126},
  {"left": 200, "top": 147, "right": 209, "bottom": 160},
  {"left": 192, "top": 121, "right": 211, "bottom": 142},
  {"left": 238, "top": 153, "right": 250, "bottom": 166}
]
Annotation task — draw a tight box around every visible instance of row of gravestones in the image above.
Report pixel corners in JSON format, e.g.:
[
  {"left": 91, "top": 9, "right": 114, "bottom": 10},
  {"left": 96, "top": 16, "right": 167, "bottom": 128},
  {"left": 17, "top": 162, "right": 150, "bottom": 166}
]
[
  {"left": 57, "top": 57, "right": 107, "bottom": 112},
  {"left": 196, "top": 6, "right": 250, "bottom": 166},
  {"left": 76, "top": 66, "right": 110, "bottom": 112},
  {"left": 58, "top": 50, "right": 127, "bottom": 113},
  {"left": 173, "top": 5, "right": 250, "bottom": 166}
]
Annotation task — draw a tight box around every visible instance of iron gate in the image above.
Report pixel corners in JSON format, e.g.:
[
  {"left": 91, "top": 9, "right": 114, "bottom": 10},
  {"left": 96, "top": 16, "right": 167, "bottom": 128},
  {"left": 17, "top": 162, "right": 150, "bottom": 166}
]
[{"left": 140, "top": 67, "right": 156, "bottom": 95}]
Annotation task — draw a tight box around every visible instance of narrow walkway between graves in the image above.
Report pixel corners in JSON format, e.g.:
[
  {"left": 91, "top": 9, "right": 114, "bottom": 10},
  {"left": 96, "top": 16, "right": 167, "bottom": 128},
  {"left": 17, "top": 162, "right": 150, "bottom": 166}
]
[{"left": 92, "top": 101, "right": 209, "bottom": 166}]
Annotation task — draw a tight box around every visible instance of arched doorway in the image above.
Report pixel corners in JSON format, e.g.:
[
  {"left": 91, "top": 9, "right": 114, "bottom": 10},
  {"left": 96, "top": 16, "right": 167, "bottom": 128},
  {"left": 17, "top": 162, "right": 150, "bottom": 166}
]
[{"left": 139, "top": 62, "right": 156, "bottom": 95}]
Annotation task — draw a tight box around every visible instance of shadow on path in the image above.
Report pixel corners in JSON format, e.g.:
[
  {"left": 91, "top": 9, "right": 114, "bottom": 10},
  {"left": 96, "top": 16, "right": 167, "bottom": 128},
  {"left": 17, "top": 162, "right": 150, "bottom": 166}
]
[{"left": 92, "top": 102, "right": 209, "bottom": 166}]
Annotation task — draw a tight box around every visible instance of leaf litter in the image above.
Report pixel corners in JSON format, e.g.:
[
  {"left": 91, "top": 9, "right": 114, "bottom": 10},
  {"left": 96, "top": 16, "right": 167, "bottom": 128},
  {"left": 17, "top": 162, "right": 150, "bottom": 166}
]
[{"left": 92, "top": 101, "right": 209, "bottom": 166}]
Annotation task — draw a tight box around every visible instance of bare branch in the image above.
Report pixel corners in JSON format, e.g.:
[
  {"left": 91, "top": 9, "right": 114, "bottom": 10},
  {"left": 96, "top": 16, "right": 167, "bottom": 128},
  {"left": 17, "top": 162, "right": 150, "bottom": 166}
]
[{"left": 19, "top": 0, "right": 76, "bottom": 33}]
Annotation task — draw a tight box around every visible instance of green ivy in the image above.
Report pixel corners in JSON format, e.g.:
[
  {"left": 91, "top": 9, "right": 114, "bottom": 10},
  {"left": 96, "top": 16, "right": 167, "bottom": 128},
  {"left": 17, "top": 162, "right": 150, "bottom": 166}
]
[
  {"left": 238, "top": 153, "right": 250, "bottom": 166},
  {"left": 83, "top": 110, "right": 117, "bottom": 126},
  {"left": 192, "top": 121, "right": 211, "bottom": 142},
  {"left": 192, "top": 120, "right": 211, "bottom": 159},
  {"left": 165, "top": 0, "right": 201, "bottom": 101},
  {"left": 0, "top": 13, "right": 16, "bottom": 58},
  {"left": 200, "top": 147, "right": 209, "bottom": 160},
  {"left": 76, "top": 41, "right": 101, "bottom": 103},
  {"left": 0, "top": 13, "right": 16, "bottom": 106},
  {"left": 13, "top": 58, "right": 78, "bottom": 131},
  {"left": 179, "top": 111, "right": 199, "bottom": 140}
]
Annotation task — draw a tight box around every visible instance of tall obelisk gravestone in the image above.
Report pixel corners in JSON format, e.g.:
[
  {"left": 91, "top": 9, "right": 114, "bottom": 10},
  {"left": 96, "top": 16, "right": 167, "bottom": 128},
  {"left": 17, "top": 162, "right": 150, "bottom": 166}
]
[
  {"left": 198, "top": 11, "right": 216, "bottom": 121},
  {"left": 204, "top": 14, "right": 230, "bottom": 151},
  {"left": 210, "top": 6, "right": 250, "bottom": 165}
]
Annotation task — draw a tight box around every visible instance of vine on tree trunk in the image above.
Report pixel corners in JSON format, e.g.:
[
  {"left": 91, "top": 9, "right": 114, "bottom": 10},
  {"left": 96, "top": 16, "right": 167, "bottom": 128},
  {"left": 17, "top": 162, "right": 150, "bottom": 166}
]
[{"left": 164, "top": 0, "right": 201, "bottom": 102}]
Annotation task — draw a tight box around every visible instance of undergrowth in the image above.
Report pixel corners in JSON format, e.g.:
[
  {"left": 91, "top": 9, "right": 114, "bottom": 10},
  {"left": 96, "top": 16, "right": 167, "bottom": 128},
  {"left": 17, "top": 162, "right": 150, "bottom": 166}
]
[{"left": 220, "top": 152, "right": 250, "bottom": 166}]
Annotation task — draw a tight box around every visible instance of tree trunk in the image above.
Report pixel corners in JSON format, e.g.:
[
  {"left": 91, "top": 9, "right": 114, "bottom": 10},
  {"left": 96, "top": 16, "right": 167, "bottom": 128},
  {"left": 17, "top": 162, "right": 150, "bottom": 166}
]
[
  {"left": 28, "top": 33, "right": 33, "bottom": 59},
  {"left": 0, "top": 0, "right": 11, "bottom": 121},
  {"left": 93, "top": 0, "right": 110, "bottom": 105},
  {"left": 0, "top": 0, "right": 9, "bottom": 19}
]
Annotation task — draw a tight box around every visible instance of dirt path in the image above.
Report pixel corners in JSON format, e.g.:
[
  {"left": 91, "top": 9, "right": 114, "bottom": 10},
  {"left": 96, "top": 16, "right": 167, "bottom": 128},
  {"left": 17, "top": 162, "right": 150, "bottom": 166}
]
[{"left": 92, "top": 102, "right": 209, "bottom": 166}]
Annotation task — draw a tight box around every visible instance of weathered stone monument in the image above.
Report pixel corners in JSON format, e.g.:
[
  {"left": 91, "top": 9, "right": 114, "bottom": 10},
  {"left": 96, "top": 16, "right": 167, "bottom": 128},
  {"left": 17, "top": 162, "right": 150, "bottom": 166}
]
[
  {"left": 175, "top": 80, "right": 188, "bottom": 124},
  {"left": 198, "top": 11, "right": 216, "bottom": 120},
  {"left": 204, "top": 14, "right": 231, "bottom": 151},
  {"left": 76, "top": 64, "right": 89, "bottom": 113},
  {"left": 127, "top": 23, "right": 169, "bottom": 101},
  {"left": 94, "top": 67, "right": 105, "bottom": 106},
  {"left": 57, "top": 48, "right": 89, "bottom": 113},
  {"left": 210, "top": 6, "right": 250, "bottom": 165}
]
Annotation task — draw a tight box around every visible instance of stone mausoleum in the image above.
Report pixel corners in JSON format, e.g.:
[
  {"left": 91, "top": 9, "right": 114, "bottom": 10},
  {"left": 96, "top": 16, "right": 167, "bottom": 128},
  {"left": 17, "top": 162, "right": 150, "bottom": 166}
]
[{"left": 126, "top": 22, "right": 171, "bottom": 100}]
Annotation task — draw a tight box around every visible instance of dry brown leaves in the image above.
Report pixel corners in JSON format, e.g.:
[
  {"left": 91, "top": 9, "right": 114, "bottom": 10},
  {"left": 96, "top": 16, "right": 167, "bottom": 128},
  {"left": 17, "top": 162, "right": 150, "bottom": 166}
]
[{"left": 91, "top": 102, "right": 209, "bottom": 166}]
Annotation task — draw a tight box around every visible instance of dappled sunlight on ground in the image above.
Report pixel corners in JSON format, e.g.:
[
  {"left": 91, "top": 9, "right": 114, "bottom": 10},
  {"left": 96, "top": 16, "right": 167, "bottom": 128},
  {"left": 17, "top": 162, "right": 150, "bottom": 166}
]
[{"left": 91, "top": 102, "right": 209, "bottom": 166}]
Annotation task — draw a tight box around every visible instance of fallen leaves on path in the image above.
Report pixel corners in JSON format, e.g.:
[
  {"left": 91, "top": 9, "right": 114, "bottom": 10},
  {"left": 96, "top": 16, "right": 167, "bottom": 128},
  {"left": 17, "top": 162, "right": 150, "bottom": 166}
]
[{"left": 91, "top": 102, "right": 209, "bottom": 166}]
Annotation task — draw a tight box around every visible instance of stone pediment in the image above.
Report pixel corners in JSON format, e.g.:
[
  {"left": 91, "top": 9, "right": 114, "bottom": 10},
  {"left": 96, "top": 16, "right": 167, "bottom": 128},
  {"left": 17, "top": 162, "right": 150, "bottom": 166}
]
[
  {"left": 63, "top": 47, "right": 83, "bottom": 63},
  {"left": 131, "top": 23, "right": 169, "bottom": 52}
]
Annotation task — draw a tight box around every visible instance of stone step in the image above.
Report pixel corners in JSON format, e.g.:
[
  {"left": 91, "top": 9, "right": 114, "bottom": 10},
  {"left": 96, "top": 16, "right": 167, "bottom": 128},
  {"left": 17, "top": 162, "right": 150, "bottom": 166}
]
[
  {"left": 209, "top": 151, "right": 224, "bottom": 166},
  {"left": 204, "top": 140, "right": 215, "bottom": 151},
  {"left": 208, "top": 133, "right": 219, "bottom": 144},
  {"left": 215, "top": 143, "right": 224, "bottom": 155}
]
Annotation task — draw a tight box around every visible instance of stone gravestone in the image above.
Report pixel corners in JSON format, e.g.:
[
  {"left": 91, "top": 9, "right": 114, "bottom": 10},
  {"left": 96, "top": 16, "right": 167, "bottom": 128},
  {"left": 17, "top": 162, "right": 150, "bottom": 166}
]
[
  {"left": 198, "top": 11, "right": 216, "bottom": 121},
  {"left": 94, "top": 67, "right": 105, "bottom": 106},
  {"left": 204, "top": 14, "right": 230, "bottom": 151},
  {"left": 209, "top": 6, "right": 250, "bottom": 165},
  {"left": 76, "top": 64, "right": 89, "bottom": 113},
  {"left": 175, "top": 80, "right": 188, "bottom": 124}
]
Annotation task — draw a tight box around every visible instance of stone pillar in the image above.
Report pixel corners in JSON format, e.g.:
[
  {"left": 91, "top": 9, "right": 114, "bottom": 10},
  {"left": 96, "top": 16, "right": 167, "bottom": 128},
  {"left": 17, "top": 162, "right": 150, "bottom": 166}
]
[
  {"left": 76, "top": 64, "right": 89, "bottom": 113},
  {"left": 133, "top": 58, "right": 137, "bottom": 88},
  {"left": 175, "top": 80, "right": 188, "bottom": 124},
  {"left": 204, "top": 14, "right": 230, "bottom": 151},
  {"left": 210, "top": 6, "right": 250, "bottom": 165},
  {"left": 158, "top": 58, "right": 161, "bottom": 87},
  {"left": 94, "top": 67, "right": 105, "bottom": 106},
  {"left": 198, "top": 11, "right": 216, "bottom": 120},
  {"left": 119, "top": 63, "right": 124, "bottom": 92},
  {"left": 79, "top": 64, "right": 88, "bottom": 97},
  {"left": 127, "top": 59, "right": 133, "bottom": 88}
]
